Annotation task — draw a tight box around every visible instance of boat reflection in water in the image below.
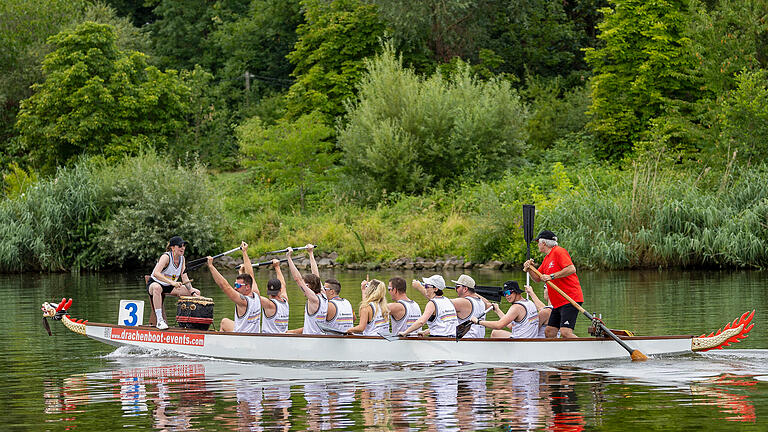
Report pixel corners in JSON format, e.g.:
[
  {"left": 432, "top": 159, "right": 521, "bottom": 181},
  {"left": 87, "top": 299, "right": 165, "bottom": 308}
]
[{"left": 41, "top": 353, "right": 764, "bottom": 431}]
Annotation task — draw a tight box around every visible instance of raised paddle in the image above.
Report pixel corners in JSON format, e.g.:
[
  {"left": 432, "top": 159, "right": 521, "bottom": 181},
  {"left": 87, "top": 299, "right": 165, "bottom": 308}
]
[
  {"left": 523, "top": 204, "right": 535, "bottom": 295},
  {"left": 456, "top": 306, "right": 493, "bottom": 341},
  {"left": 265, "top": 245, "right": 313, "bottom": 255},
  {"left": 445, "top": 285, "right": 502, "bottom": 302},
  {"left": 526, "top": 266, "right": 649, "bottom": 361},
  {"left": 235, "top": 258, "right": 289, "bottom": 270},
  {"left": 186, "top": 245, "right": 243, "bottom": 271}
]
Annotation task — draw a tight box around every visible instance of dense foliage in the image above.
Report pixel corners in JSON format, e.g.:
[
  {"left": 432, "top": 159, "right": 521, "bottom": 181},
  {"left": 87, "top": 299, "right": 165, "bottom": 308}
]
[{"left": 2, "top": 0, "right": 768, "bottom": 271}]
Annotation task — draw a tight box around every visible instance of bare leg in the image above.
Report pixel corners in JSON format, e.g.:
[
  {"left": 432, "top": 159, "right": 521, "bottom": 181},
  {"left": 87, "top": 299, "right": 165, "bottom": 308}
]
[
  {"left": 490, "top": 329, "right": 512, "bottom": 338},
  {"left": 545, "top": 326, "right": 559, "bottom": 338},
  {"left": 221, "top": 318, "right": 234, "bottom": 332},
  {"left": 559, "top": 327, "right": 577, "bottom": 338}
]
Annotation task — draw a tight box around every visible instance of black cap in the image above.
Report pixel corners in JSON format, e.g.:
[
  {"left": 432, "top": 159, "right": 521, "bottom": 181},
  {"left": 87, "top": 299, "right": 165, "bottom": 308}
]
[
  {"left": 533, "top": 230, "right": 557, "bottom": 241},
  {"left": 169, "top": 236, "right": 188, "bottom": 247},
  {"left": 502, "top": 280, "right": 523, "bottom": 294}
]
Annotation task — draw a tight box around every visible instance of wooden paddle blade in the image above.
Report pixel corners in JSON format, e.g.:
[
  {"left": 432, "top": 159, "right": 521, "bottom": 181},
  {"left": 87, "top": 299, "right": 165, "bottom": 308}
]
[
  {"left": 523, "top": 204, "right": 535, "bottom": 243},
  {"left": 631, "top": 350, "right": 649, "bottom": 361},
  {"left": 455, "top": 321, "right": 473, "bottom": 341}
]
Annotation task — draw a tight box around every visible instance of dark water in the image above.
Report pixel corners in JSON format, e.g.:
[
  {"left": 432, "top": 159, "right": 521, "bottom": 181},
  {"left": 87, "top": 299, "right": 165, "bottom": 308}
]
[{"left": 2, "top": 268, "right": 767, "bottom": 430}]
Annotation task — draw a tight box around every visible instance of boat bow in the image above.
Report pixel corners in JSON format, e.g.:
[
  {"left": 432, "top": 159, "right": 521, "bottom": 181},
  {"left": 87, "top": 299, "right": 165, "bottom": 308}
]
[{"left": 691, "top": 310, "right": 755, "bottom": 352}]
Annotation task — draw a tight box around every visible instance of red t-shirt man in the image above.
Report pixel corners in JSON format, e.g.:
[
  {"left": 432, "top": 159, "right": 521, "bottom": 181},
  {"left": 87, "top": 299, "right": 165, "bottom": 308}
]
[{"left": 525, "top": 230, "right": 584, "bottom": 338}]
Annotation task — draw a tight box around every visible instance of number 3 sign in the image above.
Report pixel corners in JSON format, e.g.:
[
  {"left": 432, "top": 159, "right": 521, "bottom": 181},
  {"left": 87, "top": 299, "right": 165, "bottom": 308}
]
[{"left": 119, "top": 300, "right": 145, "bottom": 326}]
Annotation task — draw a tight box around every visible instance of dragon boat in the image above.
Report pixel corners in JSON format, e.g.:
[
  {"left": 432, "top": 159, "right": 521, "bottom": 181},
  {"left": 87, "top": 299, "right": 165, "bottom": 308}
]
[{"left": 41, "top": 298, "right": 754, "bottom": 363}]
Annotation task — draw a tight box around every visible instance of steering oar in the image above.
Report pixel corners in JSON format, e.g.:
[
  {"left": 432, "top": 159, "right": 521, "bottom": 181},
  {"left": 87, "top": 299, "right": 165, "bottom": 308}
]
[{"left": 526, "top": 266, "right": 648, "bottom": 362}]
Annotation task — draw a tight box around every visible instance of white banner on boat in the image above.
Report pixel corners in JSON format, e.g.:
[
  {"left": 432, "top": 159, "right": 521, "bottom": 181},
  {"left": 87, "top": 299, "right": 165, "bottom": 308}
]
[{"left": 118, "top": 300, "right": 144, "bottom": 326}]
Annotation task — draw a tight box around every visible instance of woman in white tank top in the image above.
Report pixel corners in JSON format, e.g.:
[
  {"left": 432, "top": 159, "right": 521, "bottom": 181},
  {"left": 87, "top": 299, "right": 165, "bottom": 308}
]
[
  {"left": 469, "top": 282, "right": 540, "bottom": 338},
  {"left": 346, "top": 279, "right": 390, "bottom": 335},
  {"left": 398, "top": 275, "right": 458, "bottom": 337}
]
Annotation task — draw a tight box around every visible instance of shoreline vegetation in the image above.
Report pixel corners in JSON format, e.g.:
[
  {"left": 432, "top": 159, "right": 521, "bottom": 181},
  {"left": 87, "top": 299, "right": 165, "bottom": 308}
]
[{"left": 2, "top": 1, "right": 768, "bottom": 273}]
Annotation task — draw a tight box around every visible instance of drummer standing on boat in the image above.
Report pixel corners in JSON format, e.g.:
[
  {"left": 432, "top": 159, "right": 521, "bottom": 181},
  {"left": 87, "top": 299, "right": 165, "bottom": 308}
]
[
  {"left": 207, "top": 241, "right": 262, "bottom": 333},
  {"left": 147, "top": 235, "right": 200, "bottom": 330},
  {"left": 524, "top": 230, "right": 583, "bottom": 338},
  {"left": 387, "top": 277, "right": 421, "bottom": 335}
]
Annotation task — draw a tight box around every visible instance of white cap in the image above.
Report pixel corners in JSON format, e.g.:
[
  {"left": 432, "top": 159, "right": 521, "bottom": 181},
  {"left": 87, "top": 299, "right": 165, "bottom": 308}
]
[{"left": 421, "top": 275, "right": 446, "bottom": 290}]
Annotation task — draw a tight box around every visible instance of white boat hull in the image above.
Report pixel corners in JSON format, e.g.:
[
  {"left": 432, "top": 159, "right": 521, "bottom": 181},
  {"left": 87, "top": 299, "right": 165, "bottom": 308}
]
[{"left": 83, "top": 323, "right": 696, "bottom": 363}]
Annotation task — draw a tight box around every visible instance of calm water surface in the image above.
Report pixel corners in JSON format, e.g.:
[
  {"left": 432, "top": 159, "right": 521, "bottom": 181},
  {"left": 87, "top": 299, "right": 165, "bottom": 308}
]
[{"left": 2, "top": 268, "right": 767, "bottom": 431}]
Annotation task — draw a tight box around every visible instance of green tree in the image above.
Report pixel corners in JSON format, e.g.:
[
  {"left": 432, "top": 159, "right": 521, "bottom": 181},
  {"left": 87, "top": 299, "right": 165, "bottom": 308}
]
[
  {"left": 15, "top": 22, "right": 191, "bottom": 172},
  {"left": 285, "top": 0, "right": 385, "bottom": 121},
  {"left": 338, "top": 47, "right": 528, "bottom": 202},
  {"left": 584, "top": 0, "right": 698, "bottom": 161},
  {"left": 237, "top": 111, "right": 336, "bottom": 210},
  {"left": 718, "top": 69, "right": 768, "bottom": 163}
]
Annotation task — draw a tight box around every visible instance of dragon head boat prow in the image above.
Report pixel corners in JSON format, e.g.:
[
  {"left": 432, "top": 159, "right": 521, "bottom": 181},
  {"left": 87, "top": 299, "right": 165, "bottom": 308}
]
[
  {"left": 41, "top": 298, "right": 86, "bottom": 336},
  {"left": 691, "top": 310, "right": 755, "bottom": 352}
]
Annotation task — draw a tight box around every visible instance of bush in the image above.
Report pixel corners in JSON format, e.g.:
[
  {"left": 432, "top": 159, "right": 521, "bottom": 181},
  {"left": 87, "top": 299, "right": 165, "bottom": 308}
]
[
  {"left": 338, "top": 47, "right": 529, "bottom": 203},
  {"left": 94, "top": 151, "right": 222, "bottom": 268}
]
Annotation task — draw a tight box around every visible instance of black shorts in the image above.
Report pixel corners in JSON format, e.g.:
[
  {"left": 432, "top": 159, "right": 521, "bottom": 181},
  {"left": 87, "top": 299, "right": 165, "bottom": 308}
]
[
  {"left": 547, "top": 303, "right": 581, "bottom": 329},
  {"left": 147, "top": 279, "right": 174, "bottom": 296}
]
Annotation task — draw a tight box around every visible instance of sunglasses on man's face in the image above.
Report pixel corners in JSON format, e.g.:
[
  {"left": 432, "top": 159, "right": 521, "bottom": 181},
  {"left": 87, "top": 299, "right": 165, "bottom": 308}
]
[
  {"left": 502, "top": 289, "right": 513, "bottom": 297},
  {"left": 234, "top": 282, "right": 247, "bottom": 289}
]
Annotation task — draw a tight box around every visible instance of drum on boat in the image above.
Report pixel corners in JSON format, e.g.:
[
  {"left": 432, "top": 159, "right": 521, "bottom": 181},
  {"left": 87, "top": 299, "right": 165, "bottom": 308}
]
[{"left": 176, "top": 296, "right": 214, "bottom": 330}]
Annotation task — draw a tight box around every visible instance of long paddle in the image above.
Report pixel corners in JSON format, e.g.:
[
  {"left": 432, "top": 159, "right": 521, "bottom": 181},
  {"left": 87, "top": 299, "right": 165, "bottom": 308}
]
[
  {"left": 186, "top": 246, "right": 242, "bottom": 271},
  {"left": 526, "top": 266, "right": 648, "bottom": 361},
  {"left": 456, "top": 306, "right": 493, "bottom": 341},
  {"left": 523, "top": 205, "right": 535, "bottom": 296},
  {"left": 265, "top": 245, "right": 313, "bottom": 255},
  {"left": 235, "top": 258, "right": 289, "bottom": 270},
  {"left": 445, "top": 285, "right": 502, "bottom": 302}
]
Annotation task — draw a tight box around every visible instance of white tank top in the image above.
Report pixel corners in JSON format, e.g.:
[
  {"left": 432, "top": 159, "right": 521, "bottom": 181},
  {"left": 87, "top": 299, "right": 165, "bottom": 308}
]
[
  {"left": 363, "top": 302, "right": 389, "bottom": 335},
  {"left": 456, "top": 296, "right": 487, "bottom": 339},
  {"left": 427, "top": 296, "right": 458, "bottom": 337},
  {"left": 262, "top": 297, "right": 289, "bottom": 333},
  {"left": 151, "top": 252, "right": 184, "bottom": 286},
  {"left": 233, "top": 294, "right": 261, "bottom": 333},
  {"left": 303, "top": 293, "right": 328, "bottom": 335},
  {"left": 326, "top": 297, "right": 354, "bottom": 332},
  {"left": 508, "top": 299, "right": 540, "bottom": 339},
  {"left": 390, "top": 299, "right": 421, "bottom": 335}
]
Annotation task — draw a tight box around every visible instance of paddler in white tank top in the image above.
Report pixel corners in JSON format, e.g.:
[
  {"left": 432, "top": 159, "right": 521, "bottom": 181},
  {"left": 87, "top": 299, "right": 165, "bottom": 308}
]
[
  {"left": 346, "top": 278, "right": 390, "bottom": 336},
  {"left": 260, "top": 259, "right": 290, "bottom": 333},
  {"left": 524, "top": 284, "right": 553, "bottom": 338},
  {"left": 284, "top": 244, "right": 328, "bottom": 335},
  {"left": 207, "top": 241, "right": 262, "bottom": 333},
  {"left": 450, "top": 274, "right": 492, "bottom": 338},
  {"left": 470, "top": 281, "right": 540, "bottom": 339},
  {"left": 386, "top": 277, "right": 422, "bottom": 336},
  {"left": 323, "top": 279, "right": 355, "bottom": 332},
  {"left": 398, "top": 275, "right": 458, "bottom": 337}
]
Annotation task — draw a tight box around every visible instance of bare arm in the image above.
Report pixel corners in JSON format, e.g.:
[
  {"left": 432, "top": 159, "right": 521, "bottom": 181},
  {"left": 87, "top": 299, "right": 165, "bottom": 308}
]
[
  {"left": 240, "top": 242, "right": 260, "bottom": 297},
  {"left": 387, "top": 302, "right": 406, "bottom": 321},
  {"left": 525, "top": 285, "right": 546, "bottom": 312},
  {"left": 273, "top": 259, "right": 288, "bottom": 302},
  {"left": 347, "top": 304, "right": 372, "bottom": 334},
  {"left": 307, "top": 244, "right": 319, "bottom": 277},
  {"left": 475, "top": 304, "right": 524, "bottom": 330},
  {"left": 399, "top": 301, "right": 435, "bottom": 336},
  {"left": 523, "top": 259, "right": 544, "bottom": 283},
  {"left": 287, "top": 248, "right": 318, "bottom": 310},
  {"left": 411, "top": 280, "right": 428, "bottom": 299},
  {"left": 207, "top": 257, "right": 247, "bottom": 308}
]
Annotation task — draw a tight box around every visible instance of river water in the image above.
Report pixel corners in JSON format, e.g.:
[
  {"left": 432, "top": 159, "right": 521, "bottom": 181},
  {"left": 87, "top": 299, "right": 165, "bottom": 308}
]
[{"left": 2, "top": 268, "right": 767, "bottom": 430}]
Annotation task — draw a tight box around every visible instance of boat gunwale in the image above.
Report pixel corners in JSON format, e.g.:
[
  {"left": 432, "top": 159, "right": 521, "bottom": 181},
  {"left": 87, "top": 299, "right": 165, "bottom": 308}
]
[{"left": 85, "top": 322, "right": 695, "bottom": 342}]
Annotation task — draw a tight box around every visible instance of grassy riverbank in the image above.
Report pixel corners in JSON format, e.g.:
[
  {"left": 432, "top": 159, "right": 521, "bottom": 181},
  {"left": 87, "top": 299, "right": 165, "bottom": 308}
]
[{"left": 1, "top": 152, "right": 767, "bottom": 272}]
